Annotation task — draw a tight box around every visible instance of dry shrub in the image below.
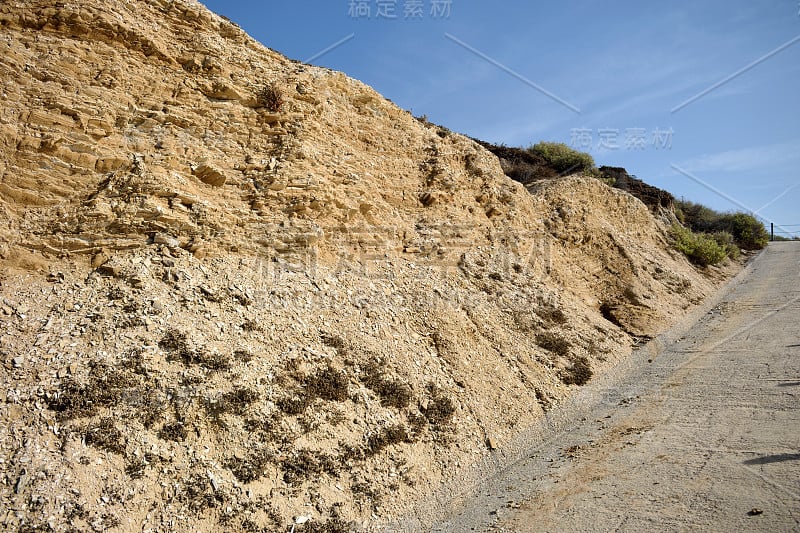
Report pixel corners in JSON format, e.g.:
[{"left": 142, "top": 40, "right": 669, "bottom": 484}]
[
  {"left": 536, "top": 332, "right": 570, "bottom": 356},
  {"left": 218, "top": 387, "right": 260, "bottom": 415},
  {"left": 536, "top": 305, "right": 568, "bottom": 325},
  {"left": 351, "top": 481, "right": 382, "bottom": 511},
  {"left": 534, "top": 387, "right": 552, "bottom": 410},
  {"left": 160, "top": 329, "right": 230, "bottom": 370},
  {"left": 276, "top": 393, "right": 313, "bottom": 416},
  {"left": 561, "top": 356, "right": 593, "bottom": 386},
  {"left": 257, "top": 83, "right": 284, "bottom": 112},
  {"left": 47, "top": 380, "right": 99, "bottom": 420},
  {"left": 361, "top": 359, "right": 413, "bottom": 409},
  {"left": 278, "top": 365, "right": 350, "bottom": 415},
  {"left": 226, "top": 448, "right": 273, "bottom": 484},
  {"left": 281, "top": 449, "right": 339, "bottom": 486},
  {"left": 84, "top": 418, "right": 125, "bottom": 454},
  {"left": 295, "top": 519, "right": 350, "bottom": 533},
  {"left": 125, "top": 454, "right": 155, "bottom": 479},
  {"left": 203, "top": 388, "right": 258, "bottom": 427},
  {"left": 366, "top": 424, "right": 412, "bottom": 456},
  {"left": 233, "top": 349, "right": 253, "bottom": 362},
  {"left": 422, "top": 385, "right": 455, "bottom": 425},
  {"left": 244, "top": 412, "right": 297, "bottom": 445},
  {"left": 306, "top": 366, "right": 350, "bottom": 402},
  {"left": 159, "top": 329, "right": 190, "bottom": 353},
  {"left": 47, "top": 363, "right": 139, "bottom": 420},
  {"left": 241, "top": 319, "right": 261, "bottom": 332},
  {"left": 170, "top": 472, "right": 224, "bottom": 512},
  {"left": 158, "top": 421, "right": 188, "bottom": 442},
  {"left": 321, "top": 333, "right": 349, "bottom": 355}
]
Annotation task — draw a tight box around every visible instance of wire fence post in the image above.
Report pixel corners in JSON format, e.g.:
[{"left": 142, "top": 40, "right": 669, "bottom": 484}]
[{"left": 771, "top": 223, "right": 774, "bottom": 242}]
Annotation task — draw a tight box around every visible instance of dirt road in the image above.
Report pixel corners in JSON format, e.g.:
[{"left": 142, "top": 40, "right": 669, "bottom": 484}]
[{"left": 423, "top": 242, "right": 800, "bottom": 532}]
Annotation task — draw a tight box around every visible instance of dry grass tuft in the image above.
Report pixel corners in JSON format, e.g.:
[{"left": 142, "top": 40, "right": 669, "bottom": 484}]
[
  {"left": 84, "top": 417, "right": 126, "bottom": 454},
  {"left": 367, "top": 424, "right": 412, "bottom": 455},
  {"left": 536, "top": 332, "right": 570, "bottom": 356},
  {"left": 225, "top": 448, "right": 273, "bottom": 484},
  {"left": 421, "top": 385, "right": 456, "bottom": 425},
  {"left": 361, "top": 359, "right": 413, "bottom": 409},
  {"left": 560, "top": 355, "right": 593, "bottom": 385}
]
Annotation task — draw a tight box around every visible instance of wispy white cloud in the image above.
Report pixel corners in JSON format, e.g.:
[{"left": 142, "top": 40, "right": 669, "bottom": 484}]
[
  {"left": 470, "top": 112, "right": 567, "bottom": 146},
  {"left": 677, "top": 140, "right": 800, "bottom": 174}
]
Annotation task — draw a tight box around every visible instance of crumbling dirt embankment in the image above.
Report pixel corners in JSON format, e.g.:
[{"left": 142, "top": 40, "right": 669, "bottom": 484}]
[{"left": 0, "top": 0, "right": 741, "bottom": 530}]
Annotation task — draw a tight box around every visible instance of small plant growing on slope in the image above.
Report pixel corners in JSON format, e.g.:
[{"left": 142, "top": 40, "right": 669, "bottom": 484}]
[
  {"left": 670, "top": 225, "right": 728, "bottom": 266},
  {"left": 560, "top": 356, "right": 593, "bottom": 386},
  {"left": 535, "top": 332, "right": 571, "bottom": 356},
  {"left": 257, "top": 83, "right": 284, "bottom": 112}
]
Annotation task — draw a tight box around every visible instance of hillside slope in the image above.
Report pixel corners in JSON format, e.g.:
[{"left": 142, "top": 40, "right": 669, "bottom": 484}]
[{"left": 0, "top": 1, "right": 738, "bottom": 531}]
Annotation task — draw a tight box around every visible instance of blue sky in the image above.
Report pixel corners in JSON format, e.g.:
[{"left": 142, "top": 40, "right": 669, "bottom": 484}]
[{"left": 202, "top": 0, "right": 800, "bottom": 237}]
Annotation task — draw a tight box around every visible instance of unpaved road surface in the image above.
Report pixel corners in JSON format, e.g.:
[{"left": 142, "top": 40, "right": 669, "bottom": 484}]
[{"left": 430, "top": 242, "right": 800, "bottom": 532}]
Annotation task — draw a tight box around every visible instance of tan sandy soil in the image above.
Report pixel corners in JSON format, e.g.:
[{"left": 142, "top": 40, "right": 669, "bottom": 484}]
[{"left": 0, "top": 1, "right": 743, "bottom": 530}]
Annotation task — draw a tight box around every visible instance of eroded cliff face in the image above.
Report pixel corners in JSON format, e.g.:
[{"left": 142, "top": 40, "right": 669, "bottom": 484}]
[
  {"left": 0, "top": 0, "right": 531, "bottom": 269},
  {"left": 0, "top": 1, "right": 737, "bottom": 531}
]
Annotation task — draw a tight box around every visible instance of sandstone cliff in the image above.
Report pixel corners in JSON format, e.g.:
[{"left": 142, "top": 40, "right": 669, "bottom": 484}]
[{"left": 0, "top": 1, "right": 738, "bottom": 531}]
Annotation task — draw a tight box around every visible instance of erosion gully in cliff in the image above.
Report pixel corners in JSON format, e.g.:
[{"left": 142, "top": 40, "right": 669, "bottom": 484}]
[{"left": 0, "top": 0, "right": 742, "bottom": 531}]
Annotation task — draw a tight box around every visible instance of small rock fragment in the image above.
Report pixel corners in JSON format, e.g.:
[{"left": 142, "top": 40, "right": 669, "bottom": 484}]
[
  {"left": 14, "top": 469, "right": 28, "bottom": 494},
  {"left": 208, "top": 471, "right": 220, "bottom": 491},
  {"left": 419, "top": 191, "right": 437, "bottom": 207},
  {"left": 192, "top": 163, "right": 227, "bottom": 187},
  {"left": 153, "top": 233, "right": 180, "bottom": 249},
  {"left": 46, "top": 272, "right": 65, "bottom": 283},
  {"left": 97, "top": 264, "right": 121, "bottom": 277},
  {"left": 91, "top": 252, "right": 110, "bottom": 269},
  {"left": 201, "top": 80, "right": 241, "bottom": 101}
]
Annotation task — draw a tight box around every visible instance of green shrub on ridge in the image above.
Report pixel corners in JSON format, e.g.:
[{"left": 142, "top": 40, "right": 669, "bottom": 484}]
[
  {"left": 670, "top": 225, "right": 728, "bottom": 266},
  {"left": 728, "top": 212, "right": 769, "bottom": 250},
  {"left": 674, "top": 200, "right": 768, "bottom": 251},
  {"left": 528, "top": 142, "right": 595, "bottom": 174}
]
